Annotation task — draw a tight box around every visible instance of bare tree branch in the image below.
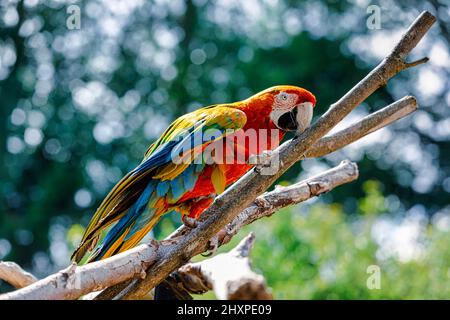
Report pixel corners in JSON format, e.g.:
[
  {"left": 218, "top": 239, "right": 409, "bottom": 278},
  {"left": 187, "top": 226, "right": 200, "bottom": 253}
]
[
  {"left": 175, "top": 233, "right": 273, "bottom": 300},
  {"left": 94, "top": 160, "right": 358, "bottom": 300},
  {"left": 1, "top": 160, "right": 357, "bottom": 300},
  {"left": 109, "top": 11, "right": 435, "bottom": 300},
  {"left": 0, "top": 262, "right": 37, "bottom": 289},
  {"left": 0, "top": 245, "right": 157, "bottom": 300},
  {"left": 218, "top": 160, "right": 358, "bottom": 243},
  {"left": 305, "top": 95, "right": 417, "bottom": 158},
  {"left": 0, "top": 11, "right": 435, "bottom": 301}
]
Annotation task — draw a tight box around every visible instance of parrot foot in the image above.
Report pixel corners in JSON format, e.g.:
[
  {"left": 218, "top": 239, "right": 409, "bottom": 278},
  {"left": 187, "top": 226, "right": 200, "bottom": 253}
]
[
  {"left": 182, "top": 215, "right": 198, "bottom": 228},
  {"left": 202, "top": 235, "right": 219, "bottom": 257}
]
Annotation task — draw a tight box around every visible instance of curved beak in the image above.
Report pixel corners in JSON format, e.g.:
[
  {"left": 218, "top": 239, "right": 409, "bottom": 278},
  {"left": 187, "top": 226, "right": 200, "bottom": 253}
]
[{"left": 273, "top": 102, "right": 314, "bottom": 133}]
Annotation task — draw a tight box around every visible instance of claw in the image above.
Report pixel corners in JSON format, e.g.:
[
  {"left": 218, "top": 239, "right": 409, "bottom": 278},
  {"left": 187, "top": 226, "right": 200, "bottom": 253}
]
[{"left": 182, "top": 215, "right": 198, "bottom": 228}]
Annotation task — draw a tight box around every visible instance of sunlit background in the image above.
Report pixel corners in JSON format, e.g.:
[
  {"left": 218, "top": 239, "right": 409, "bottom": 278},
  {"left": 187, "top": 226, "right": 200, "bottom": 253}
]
[{"left": 1, "top": 0, "right": 449, "bottom": 298}]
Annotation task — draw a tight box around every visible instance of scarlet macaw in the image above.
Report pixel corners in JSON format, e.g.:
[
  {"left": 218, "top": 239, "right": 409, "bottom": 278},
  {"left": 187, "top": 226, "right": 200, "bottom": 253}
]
[{"left": 72, "top": 85, "right": 316, "bottom": 263}]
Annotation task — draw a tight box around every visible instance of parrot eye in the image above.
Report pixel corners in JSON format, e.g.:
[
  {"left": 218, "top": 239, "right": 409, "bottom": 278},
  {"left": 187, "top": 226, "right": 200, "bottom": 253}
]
[{"left": 277, "top": 92, "right": 289, "bottom": 101}]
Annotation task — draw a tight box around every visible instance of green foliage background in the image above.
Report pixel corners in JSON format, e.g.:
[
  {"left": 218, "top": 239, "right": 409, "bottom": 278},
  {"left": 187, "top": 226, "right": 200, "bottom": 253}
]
[{"left": 0, "top": 0, "right": 449, "bottom": 298}]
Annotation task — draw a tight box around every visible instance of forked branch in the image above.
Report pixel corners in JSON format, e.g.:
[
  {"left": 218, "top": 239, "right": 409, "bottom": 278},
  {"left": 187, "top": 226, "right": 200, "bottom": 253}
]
[
  {"left": 0, "top": 11, "right": 435, "bottom": 301},
  {"left": 110, "top": 10, "right": 434, "bottom": 300}
]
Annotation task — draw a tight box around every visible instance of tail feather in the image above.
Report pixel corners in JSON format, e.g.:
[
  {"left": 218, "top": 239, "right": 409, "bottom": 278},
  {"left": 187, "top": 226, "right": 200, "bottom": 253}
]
[
  {"left": 84, "top": 183, "right": 163, "bottom": 263},
  {"left": 86, "top": 213, "right": 162, "bottom": 262},
  {"left": 71, "top": 173, "right": 151, "bottom": 263}
]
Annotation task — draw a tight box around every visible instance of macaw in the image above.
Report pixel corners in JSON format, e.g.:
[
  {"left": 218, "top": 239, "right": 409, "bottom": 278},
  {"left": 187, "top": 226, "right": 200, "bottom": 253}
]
[{"left": 72, "top": 85, "right": 316, "bottom": 263}]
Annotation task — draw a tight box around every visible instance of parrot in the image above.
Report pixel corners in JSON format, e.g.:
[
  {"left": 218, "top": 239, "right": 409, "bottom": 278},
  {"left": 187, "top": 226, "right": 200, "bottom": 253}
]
[{"left": 71, "top": 85, "right": 316, "bottom": 263}]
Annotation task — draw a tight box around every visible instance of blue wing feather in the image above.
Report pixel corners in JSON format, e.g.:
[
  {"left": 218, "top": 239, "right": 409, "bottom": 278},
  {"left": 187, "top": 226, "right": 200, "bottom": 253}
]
[
  {"left": 170, "top": 176, "right": 185, "bottom": 202},
  {"left": 156, "top": 180, "right": 170, "bottom": 197},
  {"left": 182, "top": 164, "right": 198, "bottom": 191}
]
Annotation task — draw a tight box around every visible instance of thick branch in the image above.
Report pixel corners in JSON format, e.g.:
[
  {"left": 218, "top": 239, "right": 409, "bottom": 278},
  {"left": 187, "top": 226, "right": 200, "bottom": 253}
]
[
  {"left": 175, "top": 233, "right": 273, "bottom": 300},
  {"left": 111, "top": 11, "right": 435, "bottom": 300},
  {"left": 305, "top": 95, "right": 417, "bottom": 158},
  {"left": 0, "top": 262, "right": 37, "bottom": 289},
  {"left": 0, "top": 244, "right": 157, "bottom": 300}
]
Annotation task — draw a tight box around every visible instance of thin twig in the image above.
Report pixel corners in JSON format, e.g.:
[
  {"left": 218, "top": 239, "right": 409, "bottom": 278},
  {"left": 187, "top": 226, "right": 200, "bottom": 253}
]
[{"left": 404, "top": 57, "right": 429, "bottom": 69}]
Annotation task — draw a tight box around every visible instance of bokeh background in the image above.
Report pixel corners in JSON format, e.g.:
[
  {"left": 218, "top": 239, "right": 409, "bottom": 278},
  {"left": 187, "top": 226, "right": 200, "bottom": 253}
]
[{"left": 1, "top": 0, "right": 449, "bottom": 298}]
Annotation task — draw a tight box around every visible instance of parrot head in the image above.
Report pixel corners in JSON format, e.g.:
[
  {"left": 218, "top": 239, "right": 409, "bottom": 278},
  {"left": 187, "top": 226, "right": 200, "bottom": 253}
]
[{"left": 245, "top": 85, "right": 316, "bottom": 134}]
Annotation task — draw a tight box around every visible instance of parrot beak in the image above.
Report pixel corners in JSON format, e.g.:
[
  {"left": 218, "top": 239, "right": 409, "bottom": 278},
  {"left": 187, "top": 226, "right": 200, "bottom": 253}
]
[
  {"left": 273, "top": 102, "right": 314, "bottom": 133},
  {"left": 294, "top": 101, "right": 314, "bottom": 133}
]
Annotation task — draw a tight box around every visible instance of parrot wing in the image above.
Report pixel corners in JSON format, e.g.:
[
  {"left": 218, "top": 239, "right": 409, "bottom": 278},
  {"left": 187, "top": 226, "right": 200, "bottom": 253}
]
[{"left": 72, "top": 105, "right": 246, "bottom": 263}]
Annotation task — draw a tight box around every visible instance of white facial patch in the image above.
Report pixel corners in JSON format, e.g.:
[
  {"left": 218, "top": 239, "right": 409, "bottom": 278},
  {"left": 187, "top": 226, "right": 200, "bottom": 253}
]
[
  {"left": 270, "top": 92, "right": 297, "bottom": 124},
  {"left": 269, "top": 109, "right": 286, "bottom": 126},
  {"left": 273, "top": 92, "right": 297, "bottom": 110}
]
